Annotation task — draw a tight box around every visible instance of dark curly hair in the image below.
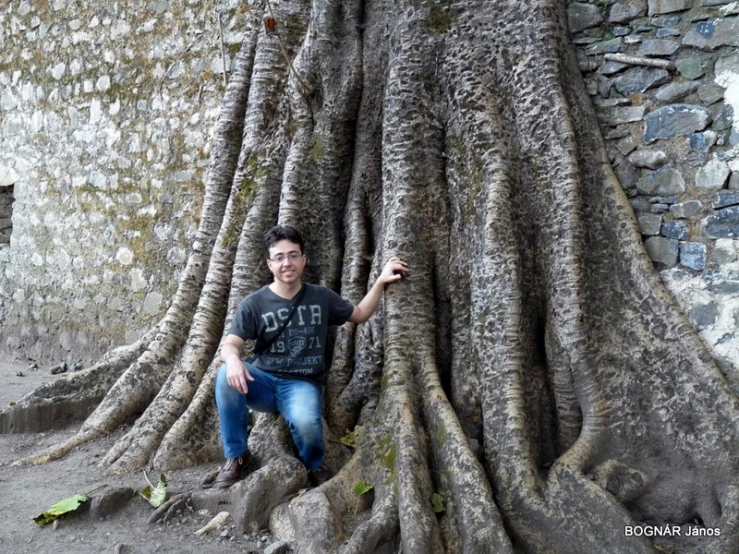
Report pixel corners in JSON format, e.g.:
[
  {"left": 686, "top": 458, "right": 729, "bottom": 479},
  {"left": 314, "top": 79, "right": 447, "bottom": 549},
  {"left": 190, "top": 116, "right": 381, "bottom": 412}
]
[{"left": 263, "top": 225, "right": 305, "bottom": 257}]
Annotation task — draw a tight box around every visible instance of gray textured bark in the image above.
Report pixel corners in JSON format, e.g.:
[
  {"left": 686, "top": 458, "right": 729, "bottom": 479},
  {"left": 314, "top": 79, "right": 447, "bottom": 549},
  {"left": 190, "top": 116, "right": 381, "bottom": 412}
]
[{"left": 3, "top": 0, "right": 739, "bottom": 552}]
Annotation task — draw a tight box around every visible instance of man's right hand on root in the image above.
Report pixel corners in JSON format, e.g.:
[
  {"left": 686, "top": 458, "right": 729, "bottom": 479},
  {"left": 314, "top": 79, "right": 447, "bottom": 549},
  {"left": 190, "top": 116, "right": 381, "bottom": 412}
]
[{"left": 226, "top": 357, "right": 254, "bottom": 394}]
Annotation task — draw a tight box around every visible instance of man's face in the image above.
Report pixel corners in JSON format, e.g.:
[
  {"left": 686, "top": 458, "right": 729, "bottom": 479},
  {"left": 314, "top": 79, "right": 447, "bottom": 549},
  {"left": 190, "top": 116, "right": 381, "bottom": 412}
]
[{"left": 267, "top": 239, "right": 306, "bottom": 285}]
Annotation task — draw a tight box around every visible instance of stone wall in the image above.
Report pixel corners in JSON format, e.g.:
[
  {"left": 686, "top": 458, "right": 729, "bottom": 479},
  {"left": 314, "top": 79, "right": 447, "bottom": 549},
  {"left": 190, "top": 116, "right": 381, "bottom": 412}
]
[
  {"left": 0, "top": 0, "right": 247, "bottom": 363},
  {"left": 569, "top": 0, "right": 739, "bottom": 367}
]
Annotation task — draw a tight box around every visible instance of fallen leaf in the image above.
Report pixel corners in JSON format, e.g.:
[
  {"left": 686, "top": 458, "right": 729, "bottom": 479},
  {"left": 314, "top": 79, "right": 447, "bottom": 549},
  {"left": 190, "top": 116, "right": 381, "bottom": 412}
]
[
  {"left": 140, "top": 472, "right": 167, "bottom": 508},
  {"left": 431, "top": 492, "right": 446, "bottom": 513},
  {"left": 353, "top": 480, "right": 373, "bottom": 496},
  {"left": 340, "top": 426, "right": 364, "bottom": 448},
  {"left": 33, "top": 494, "right": 88, "bottom": 525}
]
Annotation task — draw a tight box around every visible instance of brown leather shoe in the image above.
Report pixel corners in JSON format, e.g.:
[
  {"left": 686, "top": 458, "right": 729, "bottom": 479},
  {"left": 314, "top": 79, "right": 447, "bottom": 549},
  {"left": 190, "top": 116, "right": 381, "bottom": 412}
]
[
  {"left": 214, "top": 453, "right": 251, "bottom": 488},
  {"left": 308, "top": 466, "right": 331, "bottom": 486}
]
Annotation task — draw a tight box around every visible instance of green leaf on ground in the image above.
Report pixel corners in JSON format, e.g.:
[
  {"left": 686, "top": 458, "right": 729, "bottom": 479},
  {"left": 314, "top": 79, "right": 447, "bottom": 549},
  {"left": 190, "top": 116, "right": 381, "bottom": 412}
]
[
  {"left": 340, "top": 426, "right": 364, "bottom": 448},
  {"left": 8, "top": 401, "right": 15, "bottom": 406},
  {"left": 431, "top": 492, "right": 446, "bottom": 513},
  {"left": 353, "top": 480, "right": 373, "bottom": 496},
  {"left": 140, "top": 473, "right": 168, "bottom": 508},
  {"left": 33, "top": 494, "right": 89, "bottom": 524}
]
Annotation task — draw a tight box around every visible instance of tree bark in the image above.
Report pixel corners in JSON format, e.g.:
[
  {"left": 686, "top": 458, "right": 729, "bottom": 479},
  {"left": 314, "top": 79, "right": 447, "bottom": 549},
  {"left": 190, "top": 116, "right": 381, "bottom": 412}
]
[{"left": 3, "top": 0, "right": 739, "bottom": 551}]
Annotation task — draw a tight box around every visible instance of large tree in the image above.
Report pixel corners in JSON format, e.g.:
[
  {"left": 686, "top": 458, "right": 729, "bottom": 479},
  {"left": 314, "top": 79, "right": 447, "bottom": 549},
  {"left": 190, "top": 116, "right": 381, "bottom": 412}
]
[{"left": 3, "top": 0, "right": 739, "bottom": 551}]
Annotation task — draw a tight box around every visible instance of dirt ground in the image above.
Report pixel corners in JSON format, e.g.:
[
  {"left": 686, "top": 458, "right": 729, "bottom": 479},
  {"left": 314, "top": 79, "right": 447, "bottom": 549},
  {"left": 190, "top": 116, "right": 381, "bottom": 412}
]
[{"left": 0, "top": 359, "right": 286, "bottom": 554}]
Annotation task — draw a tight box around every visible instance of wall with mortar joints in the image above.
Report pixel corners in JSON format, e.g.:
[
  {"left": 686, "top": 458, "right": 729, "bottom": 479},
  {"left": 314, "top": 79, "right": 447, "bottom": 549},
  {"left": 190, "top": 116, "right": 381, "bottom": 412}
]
[
  {"left": 570, "top": 0, "right": 739, "bottom": 369},
  {"left": 0, "top": 0, "right": 249, "bottom": 364}
]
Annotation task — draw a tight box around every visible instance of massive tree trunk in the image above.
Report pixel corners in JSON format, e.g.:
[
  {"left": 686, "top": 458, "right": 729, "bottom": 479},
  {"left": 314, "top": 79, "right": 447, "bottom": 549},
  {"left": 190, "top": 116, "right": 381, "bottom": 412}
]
[{"left": 3, "top": 0, "right": 739, "bottom": 551}]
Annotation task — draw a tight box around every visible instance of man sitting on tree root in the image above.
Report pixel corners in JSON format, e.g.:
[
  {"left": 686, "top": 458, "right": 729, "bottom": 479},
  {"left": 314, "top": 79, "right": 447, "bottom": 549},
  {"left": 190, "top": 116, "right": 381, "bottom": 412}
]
[{"left": 214, "top": 224, "right": 409, "bottom": 488}]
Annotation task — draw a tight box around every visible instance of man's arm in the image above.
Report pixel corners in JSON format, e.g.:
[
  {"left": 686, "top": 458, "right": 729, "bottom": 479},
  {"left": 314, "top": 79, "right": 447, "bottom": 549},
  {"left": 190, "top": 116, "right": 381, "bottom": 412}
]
[
  {"left": 349, "top": 257, "right": 409, "bottom": 324},
  {"left": 221, "top": 334, "right": 255, "bottom": 394}
]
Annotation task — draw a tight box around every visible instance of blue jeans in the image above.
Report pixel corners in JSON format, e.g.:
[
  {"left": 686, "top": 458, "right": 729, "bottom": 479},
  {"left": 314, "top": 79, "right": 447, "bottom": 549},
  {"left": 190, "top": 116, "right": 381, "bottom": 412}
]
[{"left": 215, "top": 362, "right": 324, "bottom": 470}]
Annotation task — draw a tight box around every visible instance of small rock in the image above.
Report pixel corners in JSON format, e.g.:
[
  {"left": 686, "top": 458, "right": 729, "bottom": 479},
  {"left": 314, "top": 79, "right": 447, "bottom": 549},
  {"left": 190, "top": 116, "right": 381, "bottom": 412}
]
[
  {"left": 670, "top": 199, "right": 702, "bottom": 218},
  {"left": 730, "top": 172, "right": 739, "bottom": 190},
  {"left": 628, "top": 149, "right": 667, "bottom": 169},
  {"left": 713, "top": 190, "right": 739, "bottom": 209},
  {"left": 695, "top": 159, "right": 731, "bottom": 190},
  {"left": 638, "top": 213, "right": 663, "bottom": 235},
  {"left": 649, "top": 196, "right": 677, "bottom": 204},
  {"left": 652, "top": 14, "right": 681, "bottom": 26},
  {"left": 50, "top": 362, "right": 68, "bottom": 375},
  {"left": 648, "top": 0, "right": 692, "bottom": 15},
  {"left": 643, "top": 104, "right": 712, "bottom": 143},
  {"left": 689, "top": 131, "right": 717, "bottom": 152},
  {"left": 263, "top": 540, "right": 290, "bottom": 554},
  {"left": 645, "top": 236, "right": 679, "bottom": 265},
  {"left": 641, "top": 38, "right": 680, "bottom": 56},
  {"left": 636, "top": 165, "right": 686, "bottom": 195},
  {"left": 90, "top": 488, "right": 134, "bottom": 518},
  {"left": 608, "top": 105, "right": 646, "bottom": 125},
  {"left": 655, "top": 27, "right": 681, "bottom": 37},
  {"left": 661, "top": 220, "right": 689, "bottom": 239},
  {"left": 587, "top": 38, "right": 623, "bottom": 54},
  {"left": 568, "top": 3, "right": 605, "bottom": 33},
  {"left": 616, "top": 161, "right": 642, "bottom": 189},
  {"left": 651, "top": 203, "right": 670, "bottom": 213},
  {"left": 680, "top": 242, "right": 707, "bottom": 270},
  {"left": 613, "top": 26, "right": 632, "bottom": 36},
  {"left": 617, "top": 136, "right": 639, "bottom": 156},
  {"left": 53, "top": 520, "right": 60, "bottom": 531}
]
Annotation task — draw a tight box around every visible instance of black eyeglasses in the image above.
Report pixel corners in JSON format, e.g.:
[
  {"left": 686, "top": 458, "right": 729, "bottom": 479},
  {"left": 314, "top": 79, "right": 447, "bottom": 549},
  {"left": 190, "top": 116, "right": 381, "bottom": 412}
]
[{"left": 269, "top": 253, "right": 302, "bottom": 264}]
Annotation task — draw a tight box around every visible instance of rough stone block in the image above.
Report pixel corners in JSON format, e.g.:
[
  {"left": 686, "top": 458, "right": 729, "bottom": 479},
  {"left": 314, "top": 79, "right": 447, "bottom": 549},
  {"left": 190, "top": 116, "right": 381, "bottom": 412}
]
[
  {"left": 587, "top": 38, "right": 623, "bottom": 54},
  {"left": 680, "top": 242, "right": 707, "bottom": 270},
  {"left": 648, "top": 0, "right": 692, "bottom": 14},
  {"left": 714, "top": 190, "right": 739, "bottom": 208},
  {"left": 608, "top": 106, "right": 646, "bottom": 125},
  {"left": 689, "top": 301, "right": 718, "bottom": 328},
  {"left": 674, "top": 56, "right": 709, "bottom": 79},
  {"left": 703, "top": 205, "right": 739, "bottom": 238},
  {"left": 683, "top": 18, "right": 739, "bottom": 50},
  {"left": 628, "top": 149, "right": 667, "bottom": 169},
  {"left": 689, "top": 131, "right": 717, "bottom": 152},
  {"left": 636, "top": 165, "right": 686, "bottom": 195},
  {"left": 613, "top": 67, "right": 670, "bottom": 95},
  {"left": 610, "top": 0, "right": 648, "bottom": 23},
  {"left": 616, "top": 161, "right": 642, "bottom": 189},
  {"left": 661, "top": 220, "right": 689, "bottom": 239},
  {"left": 698, "top": 83, "right": 725, "bottom": 105},
  {"left": 730, "top": 172, "right": 739, "bottom": 190},
  {"left": 645, "top": 236, "right": 679, "bottom": 265},
  {"left": 655, "top": 81, "right": 700, "bottom": 102},
  {"left": 638, "top": 213, "right": 663, "bottom": 235},
  {"left": 641, "top": 38, "right": 680, "bottom": 56},
  {"left": 568, "top": 3, "right": 605, "bottom": 33},
  {"left": 696, "top": 159, "right": 730, "bottom": 190},
  {"left": 643, "top": 104, "right": 712, "bottom": 143}
]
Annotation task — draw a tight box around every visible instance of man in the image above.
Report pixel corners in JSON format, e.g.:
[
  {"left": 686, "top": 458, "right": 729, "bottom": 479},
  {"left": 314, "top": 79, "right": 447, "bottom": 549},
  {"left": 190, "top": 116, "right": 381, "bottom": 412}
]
[{"left": 214, "top": 224, "right": 408, "bottom": 487}]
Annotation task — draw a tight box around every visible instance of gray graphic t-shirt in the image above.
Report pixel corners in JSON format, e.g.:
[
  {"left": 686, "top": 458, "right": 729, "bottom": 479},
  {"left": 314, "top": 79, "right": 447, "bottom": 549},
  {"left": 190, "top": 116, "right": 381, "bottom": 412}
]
[{"left": 228, "top": 282, "right": 355, "bottom": 383}]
